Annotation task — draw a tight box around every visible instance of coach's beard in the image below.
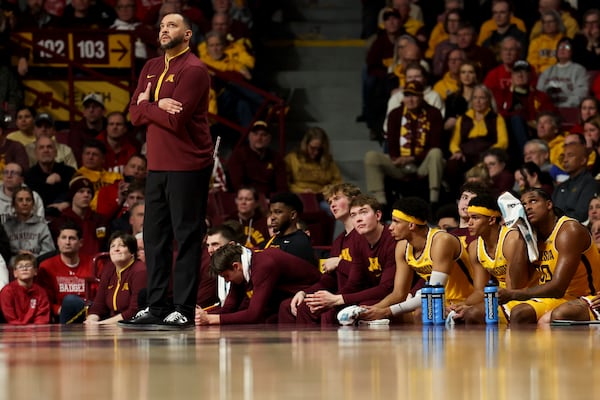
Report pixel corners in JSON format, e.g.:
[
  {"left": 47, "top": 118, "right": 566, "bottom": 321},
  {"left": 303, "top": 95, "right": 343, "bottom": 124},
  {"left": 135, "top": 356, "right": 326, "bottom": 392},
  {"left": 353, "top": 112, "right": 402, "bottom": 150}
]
[{"left": 160, "top": 35, "right": 185, "bottom": 51}]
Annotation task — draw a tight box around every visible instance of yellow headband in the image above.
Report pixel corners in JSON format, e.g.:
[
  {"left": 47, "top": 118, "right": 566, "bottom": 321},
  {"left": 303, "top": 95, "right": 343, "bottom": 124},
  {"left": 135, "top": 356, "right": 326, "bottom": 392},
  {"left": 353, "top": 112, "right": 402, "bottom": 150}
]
[
  {"left": 392, "top": 209, "right": 426, "bottom": 225},
  {"left": 467, "top": 206, "right": 501, "bottom": 218}
]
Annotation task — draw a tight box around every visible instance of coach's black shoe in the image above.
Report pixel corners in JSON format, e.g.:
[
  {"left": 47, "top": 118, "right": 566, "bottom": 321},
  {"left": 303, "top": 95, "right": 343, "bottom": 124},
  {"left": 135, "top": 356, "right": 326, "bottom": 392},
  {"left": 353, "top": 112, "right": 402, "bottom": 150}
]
[
  {"left": 161, "top": 311, "right": 195, "bottom": 329},
  {"left": 118, "top": 307, "right": 164, "bottom": 327}
]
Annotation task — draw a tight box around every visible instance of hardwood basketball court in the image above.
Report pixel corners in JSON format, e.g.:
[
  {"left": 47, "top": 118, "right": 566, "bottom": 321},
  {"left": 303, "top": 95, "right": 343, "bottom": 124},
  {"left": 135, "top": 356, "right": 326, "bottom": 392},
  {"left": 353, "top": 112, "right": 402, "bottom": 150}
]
[{"left": 1, "top": 324, "right": 598, "bottom": 400}]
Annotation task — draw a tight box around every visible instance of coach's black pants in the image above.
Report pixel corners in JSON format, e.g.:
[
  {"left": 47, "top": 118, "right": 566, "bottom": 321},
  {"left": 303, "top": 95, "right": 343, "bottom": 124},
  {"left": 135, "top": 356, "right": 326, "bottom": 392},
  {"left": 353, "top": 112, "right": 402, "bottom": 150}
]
[{"left": 144, "top": 168, "right": 211, "bottom": 320}]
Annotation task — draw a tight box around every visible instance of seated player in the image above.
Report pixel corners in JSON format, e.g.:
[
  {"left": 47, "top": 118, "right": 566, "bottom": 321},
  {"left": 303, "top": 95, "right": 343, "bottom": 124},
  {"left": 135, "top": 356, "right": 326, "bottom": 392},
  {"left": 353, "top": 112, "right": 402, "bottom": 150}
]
[
  {"left": 195, "top": 244, "right": 321, "bottom": 325},
  {"left": 263, "top": 192, "right": 315, "bottom": 265},
  {"left": 280, "top": 190, "right": 397, "bottom": 325},
  {"left": 453, "top": 194, "right": 531, "bottom": 323},
  {"left": 197, "top": 221, "right": 245, "bottom": 312},
  {"left": 278, "top": 183, "right": 362, "bottom": 325},
  {"left": 498, "top": 188, "right": 600, "bottom": 325},
  {"left": 360, "top": 197, "right": 474, "bottom": 322}
]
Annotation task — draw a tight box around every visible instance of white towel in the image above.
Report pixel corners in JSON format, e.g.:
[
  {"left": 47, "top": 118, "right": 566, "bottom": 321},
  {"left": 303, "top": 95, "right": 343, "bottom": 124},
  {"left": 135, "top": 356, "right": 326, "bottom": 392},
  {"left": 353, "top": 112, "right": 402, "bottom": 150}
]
[
  {"left": 241, "top": 245, "right": 253, "bottom": 282},
  {"left": 219, "top": 245, "right": 251, "bottom": 306},
  {"left": 497, "top": 191, "right": 539, "bottom": 262},
  {"left": 217, "top": 277, "right": 230, "bottom": 306},
  {"left": 358, "top": 319, "right": 390, "bottom": 326},
  {"left": 337, "top": 305, "right": 365, "bottom": 326}
]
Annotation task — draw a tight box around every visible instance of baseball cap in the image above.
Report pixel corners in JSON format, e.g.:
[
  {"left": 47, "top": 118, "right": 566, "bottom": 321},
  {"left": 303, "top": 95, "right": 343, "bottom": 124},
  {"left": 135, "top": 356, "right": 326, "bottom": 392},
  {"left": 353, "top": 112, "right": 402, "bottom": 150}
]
[
  {"left": 382, "top": 7, "right": 401, "bottom": 20},
  {"left": 250, "top": 120, "right": 270, "bottom": 133},
  {"left": 82, "top": 93, "right": 105, "bottom": 108},
  {"left": 35, "top": 113, "right": 54, "bottom": 126},
  {"left": 404, "top": 81, "right": 425, "bottom": 96},
  {"left": 512, "top": 60, "right": 531, "bottom": 72}
]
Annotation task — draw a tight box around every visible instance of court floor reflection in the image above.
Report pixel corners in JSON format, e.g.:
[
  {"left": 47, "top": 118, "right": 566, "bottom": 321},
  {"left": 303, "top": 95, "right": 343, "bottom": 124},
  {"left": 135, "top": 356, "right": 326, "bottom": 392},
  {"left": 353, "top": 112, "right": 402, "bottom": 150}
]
[{"left": 1, "top": 324, "right": 598, "bottom": 400}]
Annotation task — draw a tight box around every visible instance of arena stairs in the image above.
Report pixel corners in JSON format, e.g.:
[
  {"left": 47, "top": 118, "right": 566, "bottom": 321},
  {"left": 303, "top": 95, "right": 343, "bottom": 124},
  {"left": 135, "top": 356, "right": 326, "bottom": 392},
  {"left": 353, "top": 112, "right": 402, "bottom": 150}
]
[{"left": 262, "top": 0, "right": 381, "bottom": 193}]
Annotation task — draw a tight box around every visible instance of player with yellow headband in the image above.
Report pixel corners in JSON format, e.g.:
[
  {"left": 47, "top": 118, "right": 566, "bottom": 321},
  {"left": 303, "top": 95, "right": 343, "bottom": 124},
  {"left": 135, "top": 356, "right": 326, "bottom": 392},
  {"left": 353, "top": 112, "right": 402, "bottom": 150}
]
[
  {"left": 454, "top": 193, "right": 531, "bottom": 324},
  {"left": 360, "top": 197, "right": 474, "bottom": 322}
]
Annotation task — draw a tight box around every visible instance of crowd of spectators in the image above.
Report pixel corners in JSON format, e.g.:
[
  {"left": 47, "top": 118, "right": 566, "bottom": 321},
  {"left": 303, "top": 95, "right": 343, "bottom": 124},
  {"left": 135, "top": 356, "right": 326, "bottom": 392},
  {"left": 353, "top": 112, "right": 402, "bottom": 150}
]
[{"left": 359, "top": 0, "right": 600, "bottom": 217}]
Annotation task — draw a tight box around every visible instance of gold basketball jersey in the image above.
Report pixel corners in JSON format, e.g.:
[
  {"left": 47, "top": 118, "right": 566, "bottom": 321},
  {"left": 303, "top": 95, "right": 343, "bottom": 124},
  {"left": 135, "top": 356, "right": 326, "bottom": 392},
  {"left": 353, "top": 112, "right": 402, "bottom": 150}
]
[
  {"left": 406, "top": 228, "right": 474, "bottom": 302},
  {"left": 536, "top": 216, "right": 600, "bottom": 299},
  {"left": 476, "top": 225, "right": 514, "bottom": 288}
]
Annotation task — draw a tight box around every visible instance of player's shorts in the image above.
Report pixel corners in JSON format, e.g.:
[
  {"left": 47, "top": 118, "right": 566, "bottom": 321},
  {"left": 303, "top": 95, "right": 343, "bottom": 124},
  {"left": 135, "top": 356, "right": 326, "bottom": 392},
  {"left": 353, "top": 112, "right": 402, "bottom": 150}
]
[
  {"left": 501, "top": 298, "right": 568, "bottom": 322},
  {"left": 581, "top": 295, "right": 600, "bottom": 321}
]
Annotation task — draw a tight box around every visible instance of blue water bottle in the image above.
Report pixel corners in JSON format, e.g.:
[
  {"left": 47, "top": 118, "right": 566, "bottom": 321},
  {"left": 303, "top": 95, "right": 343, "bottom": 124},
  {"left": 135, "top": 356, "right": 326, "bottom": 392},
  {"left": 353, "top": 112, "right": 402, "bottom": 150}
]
[
  {"left": 431, "top": 284, "right": 445, "bottom": 325},
  {"left": 421, "top": 284, "right": 433, "bottom": 325},
  {"left": 484, "top": 280, "right": 499, "bottom": 324}
]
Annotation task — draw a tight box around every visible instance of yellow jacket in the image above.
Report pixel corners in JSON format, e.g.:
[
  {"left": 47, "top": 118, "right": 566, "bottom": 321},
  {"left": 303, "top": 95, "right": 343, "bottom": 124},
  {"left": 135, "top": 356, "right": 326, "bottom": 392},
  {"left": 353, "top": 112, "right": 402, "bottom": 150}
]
[
  {"left": 7, "top": 130, "right": 36, "bottom": 147},
  {"left": 390, "top": 63, "right": 406, "bottom": 88},
  {"left": 548, "top": 134, "right": 565, "bottom": 168},
  {"left": 530, "top": 11, "right": 579, "bottom": 40},
  {"left": 527, "top": 34, "right": 563, "bottom": 73},
  {"left": 425, "top": 22, "right": 447, "bottom": 59},
  {"left": 198, "top": 39, "right": 255, "bottom": 71},
  {"left": 284, "top": 152, "right": 342, "bottom": 194},
  {"left": 404, "top": 18, "right": 424, "bottom": 37},
  {"left": 432, "top": 72, "right": 459, "bottom": 101},
  {"left": 450, "top": 109, "right": 509, "bottom": 154},
  {"left": 201, "top": 53, "right": 247, "bottom": 74}
]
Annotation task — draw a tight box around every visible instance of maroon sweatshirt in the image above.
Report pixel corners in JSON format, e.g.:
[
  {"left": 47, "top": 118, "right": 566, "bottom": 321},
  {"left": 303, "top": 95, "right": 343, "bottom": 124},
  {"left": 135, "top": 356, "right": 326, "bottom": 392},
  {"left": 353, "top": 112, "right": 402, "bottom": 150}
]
[
  {"left": 129, "top": 48, "right": 213, "bottom": 171},
  {"left": 219, "top": 248, "right": 321, "bottom": 324},
  {"left": 88, "top": 260, "right": 146, "bottom": 320},
  {"left": 341, "top": 225, "right": 397, "bottom": 305}
]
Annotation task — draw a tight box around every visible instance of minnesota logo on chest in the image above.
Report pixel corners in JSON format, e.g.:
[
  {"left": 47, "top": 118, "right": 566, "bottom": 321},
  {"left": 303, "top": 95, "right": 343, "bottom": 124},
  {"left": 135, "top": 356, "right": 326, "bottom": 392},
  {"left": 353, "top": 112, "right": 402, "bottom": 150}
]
[{"left": 413, "top": 263, "right": 433, "bottom": 276}]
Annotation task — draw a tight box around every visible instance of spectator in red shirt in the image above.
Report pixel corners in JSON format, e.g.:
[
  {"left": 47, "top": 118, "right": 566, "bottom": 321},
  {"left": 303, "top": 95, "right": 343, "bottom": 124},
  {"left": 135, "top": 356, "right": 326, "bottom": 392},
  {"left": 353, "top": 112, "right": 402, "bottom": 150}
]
[
  {"left": 37, "top": 221, "right": 94, "bottom": 323},
  {"left": 484, "top": 36, "right": 537, "bottom": 93},
  {"left": 0, "top": 253, "right": 50, "bottom": 325}
]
